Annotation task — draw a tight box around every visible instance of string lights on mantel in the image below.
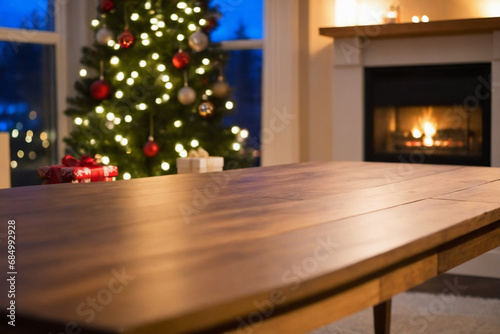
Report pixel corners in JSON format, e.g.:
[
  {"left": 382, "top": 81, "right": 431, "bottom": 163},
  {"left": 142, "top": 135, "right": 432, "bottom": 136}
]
[
  {"left": 384, "top": 2, "right": 429, "bottom": 25},
  {"left": 412, "top": 15, "right": 430, "bottom": 23}
]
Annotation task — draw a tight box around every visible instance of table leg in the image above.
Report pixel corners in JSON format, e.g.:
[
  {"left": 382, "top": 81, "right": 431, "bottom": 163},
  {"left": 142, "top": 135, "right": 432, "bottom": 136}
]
[{"left": 373, "top": 299, "right": 392, "bottom": 334}]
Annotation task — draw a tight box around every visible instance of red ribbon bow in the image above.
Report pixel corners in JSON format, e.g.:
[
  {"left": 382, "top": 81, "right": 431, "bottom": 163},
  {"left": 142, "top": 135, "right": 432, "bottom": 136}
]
[{"left": 62, "top": 154, "right": 97, "bottom": 167}]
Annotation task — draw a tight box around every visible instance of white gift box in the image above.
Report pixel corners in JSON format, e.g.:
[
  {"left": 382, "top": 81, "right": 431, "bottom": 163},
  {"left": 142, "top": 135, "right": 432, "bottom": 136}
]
[
  {"left": 177, "top": 156, "right": 224, "bottom": 174},
  {"left": 177, "top": 147, "right": 224, "bottom": 174}
]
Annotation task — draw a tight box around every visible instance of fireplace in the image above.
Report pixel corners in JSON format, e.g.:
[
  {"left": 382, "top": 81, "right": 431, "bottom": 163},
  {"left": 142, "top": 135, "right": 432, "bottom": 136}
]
[{"left": 364, "top": 64, "right": 491, "bottom": 166}]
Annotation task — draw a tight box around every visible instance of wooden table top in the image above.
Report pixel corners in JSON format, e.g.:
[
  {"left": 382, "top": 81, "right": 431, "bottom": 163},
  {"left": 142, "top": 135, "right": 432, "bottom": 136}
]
[{"left": 1, "top": 161, "right": 500, "bottom": 333}]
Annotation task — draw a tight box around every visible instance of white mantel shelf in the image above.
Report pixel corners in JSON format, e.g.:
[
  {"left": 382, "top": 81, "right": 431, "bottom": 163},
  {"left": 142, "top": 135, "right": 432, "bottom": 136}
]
[{"left": 320, "top": 16, "right": 500, "bottom": 40}]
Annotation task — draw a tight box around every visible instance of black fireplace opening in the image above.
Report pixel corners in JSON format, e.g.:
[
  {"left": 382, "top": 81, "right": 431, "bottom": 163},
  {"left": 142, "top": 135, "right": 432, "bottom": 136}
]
[{"left": 364, "top": 63, "right": 491, "bottom": 166}]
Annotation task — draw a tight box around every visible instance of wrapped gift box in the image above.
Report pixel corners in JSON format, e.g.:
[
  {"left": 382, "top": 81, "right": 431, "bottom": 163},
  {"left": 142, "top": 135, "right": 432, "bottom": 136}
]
[
  {"left": 177, "top": 148, "right": 224, "bottom": 174},
  {"left": 177, "top": 157, "right": 224, "bottom": 174},
  {"left": 38, "top": 154, "right": 118, "bottom": 184}
]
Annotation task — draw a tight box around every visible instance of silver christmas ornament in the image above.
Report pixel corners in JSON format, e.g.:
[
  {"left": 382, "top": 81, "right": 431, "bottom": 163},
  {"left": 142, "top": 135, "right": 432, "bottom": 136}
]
[
  {"left": 178, "top": 86, "right": 196, "bottom": 105},
  {"left": 213, "top": 79, "right": 230, "bottom": 98},
  {"left": 188, "top": 30, "right": 209, "bottom": 52},
  {"left": 96, "top": 26, "right": 115, "bottom": 45}
]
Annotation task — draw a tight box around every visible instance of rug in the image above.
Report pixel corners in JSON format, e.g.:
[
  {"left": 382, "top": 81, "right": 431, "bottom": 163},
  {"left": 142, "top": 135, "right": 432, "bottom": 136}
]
[{"left": 309, "top": 292, "right": 500, "bottom": 334}]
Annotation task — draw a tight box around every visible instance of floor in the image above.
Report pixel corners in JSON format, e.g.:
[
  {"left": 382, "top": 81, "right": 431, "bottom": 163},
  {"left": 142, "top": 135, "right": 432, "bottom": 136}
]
[
  {"left": 410, "top": 273, "right": 500, "bottom": 299},
  {"left": 309, "top": 273, "right": 500, "bottom": 333}
]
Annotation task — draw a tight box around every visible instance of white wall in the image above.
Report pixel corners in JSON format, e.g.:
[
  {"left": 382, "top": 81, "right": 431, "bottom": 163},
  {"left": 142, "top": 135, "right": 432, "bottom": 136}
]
[
  {"left": 261, "top": 0, "right": 301, "bottom": 166},
  {"left": 354, "top": 0, "right": 500, "bottom": 26},
  {"left": 304, "top": 0, "right": 335, "bottom": 162},
  {"left": 262, "top": 0, "right": 335, "bottom": 165}
]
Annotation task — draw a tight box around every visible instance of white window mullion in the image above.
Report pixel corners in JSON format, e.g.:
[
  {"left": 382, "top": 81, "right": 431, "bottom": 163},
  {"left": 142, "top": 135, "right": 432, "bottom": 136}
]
[
  {"left": 220, "top": 39, "right": 263, "bottom": 50},
  {"left": 0, "top": 28, "right": 60, "bottom": 45}
]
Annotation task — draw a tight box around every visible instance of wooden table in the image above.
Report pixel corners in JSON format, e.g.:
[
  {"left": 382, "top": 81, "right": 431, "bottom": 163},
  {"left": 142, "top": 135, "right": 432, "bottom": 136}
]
[{"left": 1, "top": 161, "right": 500, "bottom": 334}]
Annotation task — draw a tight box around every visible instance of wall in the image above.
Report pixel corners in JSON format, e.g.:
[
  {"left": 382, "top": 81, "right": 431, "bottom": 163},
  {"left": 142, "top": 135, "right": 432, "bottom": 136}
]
[
  {"left": 300, "top": 0, "right": 335, "bottom": 162},
  {"left": 354, "top": 0, "right": 500, "bottom": 26},
  {"left": 261, "top": 0, "right": 301, "bottom": 166},
  {"left": 395, "top": 0, "right": 500, "bottom": 22}
]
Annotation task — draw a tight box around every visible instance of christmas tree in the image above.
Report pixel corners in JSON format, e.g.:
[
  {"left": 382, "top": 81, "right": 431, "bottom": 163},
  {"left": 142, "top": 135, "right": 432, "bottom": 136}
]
[{"left": 64, "top": 0, "right": 254, "bottom": 179}]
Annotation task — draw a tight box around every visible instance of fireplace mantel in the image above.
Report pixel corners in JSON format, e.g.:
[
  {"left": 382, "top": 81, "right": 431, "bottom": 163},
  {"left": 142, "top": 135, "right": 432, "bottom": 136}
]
[{"left": 320, "top": 16, "right": 500, "bottom": 40}]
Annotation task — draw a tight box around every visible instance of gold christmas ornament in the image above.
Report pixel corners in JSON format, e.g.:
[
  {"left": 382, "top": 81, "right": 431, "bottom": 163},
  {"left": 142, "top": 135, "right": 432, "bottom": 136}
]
[{"left": 198, "top": 100, "right": 215, "bottom": 118}]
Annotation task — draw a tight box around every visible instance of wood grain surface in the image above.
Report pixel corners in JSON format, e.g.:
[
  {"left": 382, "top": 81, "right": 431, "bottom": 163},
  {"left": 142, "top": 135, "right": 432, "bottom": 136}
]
[
  {"left": 0, "top": 161, "right": 499, "bottom": 333},
  {"left": 319, "top": 16, "right": 500, "bottom": 40}
]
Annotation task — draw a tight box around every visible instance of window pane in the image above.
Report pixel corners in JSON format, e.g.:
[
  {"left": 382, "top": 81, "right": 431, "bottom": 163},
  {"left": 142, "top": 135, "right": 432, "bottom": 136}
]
[
  {"left": 0, "top": 41, "right": 57, "bottom": 186},
  {"left": 223, "top": 49, "right": 262, "bottom": 165},
  {"left": 210, "top": 0, "right": 263, "bottom": 42},
  {"left": 0, "top": 0, "right": 55, "bottom": 31}
]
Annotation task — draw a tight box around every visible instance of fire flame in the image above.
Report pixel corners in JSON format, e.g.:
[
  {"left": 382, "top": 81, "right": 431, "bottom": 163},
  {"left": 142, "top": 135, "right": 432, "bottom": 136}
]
[
  {"left": 411, "top": 128, "right": 422, "bottom": 139},
  {"left": 423, "top": 135, "right": 434, "bottom": 147},
  {"left": 423, "top": 121, "right": 436, "bottom": 137},
  {"left": 412, "top": 109, "right": 437, "bottom": 147},
  {"left": 422, "top": 121, "right": 437, "bottom": 147}
]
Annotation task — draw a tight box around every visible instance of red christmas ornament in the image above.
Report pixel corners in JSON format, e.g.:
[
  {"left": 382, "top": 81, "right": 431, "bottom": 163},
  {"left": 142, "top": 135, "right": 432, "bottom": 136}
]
[
  {"left": 172, "top": 51, "right": 190, "bottom": 69},
  {"left": 203, "top": 17, "right": 217, "bottom": 32},
  {"left": 100, "top": 0, "right": 115, "bottom": 12},
  {"left": 90, "top": 79, "right": 111, "bottom": 100},
  {"left": 143, "top": 137, "right": 159, "bottom": 157},
  {"left": 197, "top": 0, "right": 209, "bottom": 10},
  {"left": 118, "top": 29, "right": 135, "bottom": 48}
]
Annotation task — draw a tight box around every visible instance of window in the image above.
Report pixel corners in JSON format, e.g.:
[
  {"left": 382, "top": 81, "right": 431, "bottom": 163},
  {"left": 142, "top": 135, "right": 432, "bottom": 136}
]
[
  {"left": 210, "top": 1, "right": 263, "bottom": 42},
  {"left": 210, "top": 0, "right": 263, "bottom": 165},
  {"left": 0, "top": 0, "right": 64, "bottom": 187},
  {"left": 0, "top": 0, "right": 55, "bottom": 31}
]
